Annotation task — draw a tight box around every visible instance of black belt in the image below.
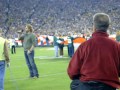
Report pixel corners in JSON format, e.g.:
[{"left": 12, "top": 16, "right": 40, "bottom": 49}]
[{"left": 83, "top": 81, "right": 105, "bottom": 86}]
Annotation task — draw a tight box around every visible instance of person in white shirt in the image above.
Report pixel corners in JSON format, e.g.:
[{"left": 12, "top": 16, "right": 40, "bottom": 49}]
[{"left": 10, "top": 38, "right": 16, "bottom": 54}]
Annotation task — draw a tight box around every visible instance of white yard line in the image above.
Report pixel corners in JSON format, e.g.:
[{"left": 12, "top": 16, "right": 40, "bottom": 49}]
[
  {"left": 10, "top": 56, "right": 70, "bottom": 60},
  {"left": 7, "top": 72, "right": 66, "bottom": 81},
  {"left": 10, "top": 60, "right": 69, "bottom": 68},
  {"left": 35, "top": 56, "right": 69, "bottom": 59}
]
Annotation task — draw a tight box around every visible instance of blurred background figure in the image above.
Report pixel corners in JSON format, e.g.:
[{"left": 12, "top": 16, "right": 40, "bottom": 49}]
[
  {"left": 46, "top": 36, "right": 50, "bottom": 46},
  {"left": 67, "top": 32, "right": 74, "bottom": 58},
  {"left": 116, "top": 31, "right": 120, "bottom": 42},
  {"left": 53, "top": 33, "right": 59, "bottom": 57},
  {"left": 10, "top": 37, "right": 16, "bottom": 54},
  {"left": 57, "top": 33, "right": 64, "bottom": 57}
]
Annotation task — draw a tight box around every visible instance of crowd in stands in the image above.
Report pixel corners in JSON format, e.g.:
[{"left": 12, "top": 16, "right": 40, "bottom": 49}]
[{"left": 0, "top": 0, "right": 120, "bottom": 38}]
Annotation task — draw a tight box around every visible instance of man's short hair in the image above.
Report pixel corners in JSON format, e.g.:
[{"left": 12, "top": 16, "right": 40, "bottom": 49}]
[{"left": 93, "top": 13, "right": 111, "bottom": 32}]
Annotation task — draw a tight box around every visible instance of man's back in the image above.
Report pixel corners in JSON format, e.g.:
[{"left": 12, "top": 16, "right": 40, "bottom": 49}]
[
  {"left": 79, "top": 31, "right": 120, "bottom": 88},
  {"left": 67, "top": 13, "right": 119, "bottom": 90},
  {"left": 68, "top": 31, "right": 120, "bottom": 89}
]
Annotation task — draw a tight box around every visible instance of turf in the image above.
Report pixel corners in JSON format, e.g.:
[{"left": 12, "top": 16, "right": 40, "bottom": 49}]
[{"left": 5, "top": 47, "right": 71, "bottom": 90}]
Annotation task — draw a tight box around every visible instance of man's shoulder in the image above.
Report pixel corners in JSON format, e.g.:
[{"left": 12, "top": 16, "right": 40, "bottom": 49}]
[
  {"left": 90, "top": 36, "right": 118, "bottom": 45},
  {"left": 79, "top": 38, "right": 96, "bottom": 48}
]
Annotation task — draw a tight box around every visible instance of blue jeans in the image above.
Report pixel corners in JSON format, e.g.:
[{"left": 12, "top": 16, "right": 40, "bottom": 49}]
[
  {"left": 41, "top": 41, "right": 44, "bottom": 46},
  {"left": 24, "top": 51, "right": 39, "bottom": 77},
  {"left": 70, "top": 80, "right": 116, "bottom": 90},
  {"left": 68, "top": 45, "right": 74, "bottom": 57},
  {"left": 0, "top": 60, "right": 5, "bottom": 90},
  {"left": 54, "top": 46, "right": 58, "bottom": 57},
  {"left": 46, "top": 41, "right": 49, "bottom": 46}
]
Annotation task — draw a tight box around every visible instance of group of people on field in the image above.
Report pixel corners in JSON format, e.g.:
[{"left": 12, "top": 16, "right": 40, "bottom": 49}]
[{"left": 1, "top": 13, "right": 120, "bottom": 90}]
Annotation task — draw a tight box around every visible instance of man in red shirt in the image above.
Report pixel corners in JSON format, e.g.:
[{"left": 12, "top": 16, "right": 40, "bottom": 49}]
[{"left": 67, "top": 13, "right": 120, "bottom": 90}]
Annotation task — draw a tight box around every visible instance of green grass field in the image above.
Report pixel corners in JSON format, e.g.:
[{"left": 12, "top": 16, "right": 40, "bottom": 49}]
[{"left": 5, "top": 47, "right": 71, "bottom": 90}]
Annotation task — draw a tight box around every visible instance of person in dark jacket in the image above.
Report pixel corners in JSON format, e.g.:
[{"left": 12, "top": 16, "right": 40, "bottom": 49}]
[
  {"left": 57, "top": 34, "right": 64, "bottom": 57},
  {"left": 46, "top": 36, "right": 49, "bottom": 46},
  {"left": 67, "top": 13, "right": 120, "bottom": 90},
  {"left": 67, "top": 33, "right": 74, "bottom": 58}
]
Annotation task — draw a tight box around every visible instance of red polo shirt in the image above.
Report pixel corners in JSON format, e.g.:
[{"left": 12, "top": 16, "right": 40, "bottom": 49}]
[{"left": 67, "top": 31, "right": 120, "bottom": 88}]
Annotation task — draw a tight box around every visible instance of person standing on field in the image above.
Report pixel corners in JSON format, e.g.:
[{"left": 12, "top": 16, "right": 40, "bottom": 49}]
[
  {"left": 0, "top": 30, "right": 10, "bottom": 90},
  {"left": 116, "top": 31, "right": 120, "bottom": 42},
  {"left": 67, "top": 32, "right": 74, "bottom": 58},
  {"left": 53, "top": 33, "right": 59, "bottom": 57},
  {"left": 19, "top": 24, "right": 39, "bottom": 78},
  {"left": 57, "top": 34, "right": 64, "bottom": 57},
  {"left": 10, "top": 37, "right": 16, "bottom": 54},
  {"left": 67, "top": 13, "right": 120, "bottom": 90}
]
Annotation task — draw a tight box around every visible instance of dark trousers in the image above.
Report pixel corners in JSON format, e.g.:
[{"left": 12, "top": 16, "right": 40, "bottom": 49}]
[
  {"left": 70, "top": 80, "right": 116, "bottom": 90},
  {"left": 68, "top": 45, "right": 74, "bottom": 57},
  {"left": 46, "top": 40, "right": 49, "bottom": 46},
  {"left": 59, "top": 47, "right": 63, "bottom": 56},
  {"left": 11, "top": 45, "right": 16, "bottom": 54}
]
